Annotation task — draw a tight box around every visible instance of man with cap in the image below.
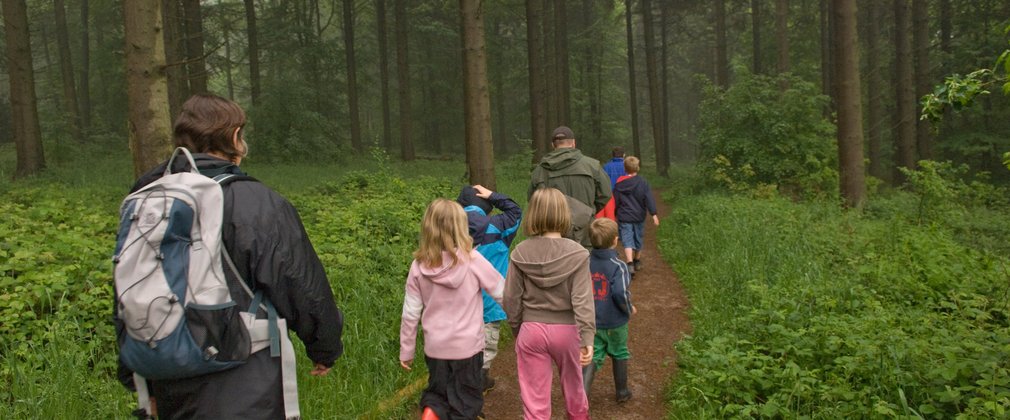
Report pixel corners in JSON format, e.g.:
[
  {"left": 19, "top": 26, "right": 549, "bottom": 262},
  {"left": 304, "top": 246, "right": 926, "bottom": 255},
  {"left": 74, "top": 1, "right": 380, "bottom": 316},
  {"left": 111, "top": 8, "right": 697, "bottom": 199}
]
[
  {"left": 457, "top": 184, "right": 522, "bottom": 394},
  {"left": 529, "top": 126, "right": 612, "bottom": 213}
]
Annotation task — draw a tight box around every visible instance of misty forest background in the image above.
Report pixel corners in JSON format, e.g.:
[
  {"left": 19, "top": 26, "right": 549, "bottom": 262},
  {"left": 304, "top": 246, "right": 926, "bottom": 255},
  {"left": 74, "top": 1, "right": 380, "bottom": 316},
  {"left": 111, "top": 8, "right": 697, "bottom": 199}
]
[{"left": 2, "top": 0, "right": 1010, "bottom": 418}]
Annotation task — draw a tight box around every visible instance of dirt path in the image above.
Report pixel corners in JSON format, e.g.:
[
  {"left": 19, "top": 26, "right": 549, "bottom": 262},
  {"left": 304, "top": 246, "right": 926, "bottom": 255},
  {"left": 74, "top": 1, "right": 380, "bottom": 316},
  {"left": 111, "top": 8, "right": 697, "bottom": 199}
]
[{"left": 482, "top": 189, "right": 692, "bottom": 419}]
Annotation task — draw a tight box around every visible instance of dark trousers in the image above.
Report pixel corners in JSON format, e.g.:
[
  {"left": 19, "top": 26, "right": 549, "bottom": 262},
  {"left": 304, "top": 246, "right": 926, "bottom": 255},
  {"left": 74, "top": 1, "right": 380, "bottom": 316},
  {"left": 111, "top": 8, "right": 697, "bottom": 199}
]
[{"left": 420, "top": 352, "right": 484, "bottom": 420}]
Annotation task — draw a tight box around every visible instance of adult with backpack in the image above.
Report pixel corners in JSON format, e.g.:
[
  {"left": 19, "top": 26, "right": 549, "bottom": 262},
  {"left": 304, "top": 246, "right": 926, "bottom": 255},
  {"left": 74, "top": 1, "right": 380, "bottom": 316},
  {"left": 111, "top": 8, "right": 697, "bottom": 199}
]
[
  {"left": 114, "top": 94, "right": 344, "bottom": 419},
  {"left": 529, "top": 126, "right": 612, "bottom": 247}
]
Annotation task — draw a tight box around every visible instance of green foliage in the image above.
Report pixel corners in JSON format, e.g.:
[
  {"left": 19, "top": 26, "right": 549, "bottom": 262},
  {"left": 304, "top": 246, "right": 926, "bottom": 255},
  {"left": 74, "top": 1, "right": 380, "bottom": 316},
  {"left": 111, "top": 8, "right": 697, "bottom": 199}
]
[
  {"left": 697, "top": 70, "right": 838, "bottom": 198},
  {"left": 900, "top": 160, "right": 1010, "bottom": 225},
  {"left": 659, "top": 189, "right": 1010, "bottom": 419}
]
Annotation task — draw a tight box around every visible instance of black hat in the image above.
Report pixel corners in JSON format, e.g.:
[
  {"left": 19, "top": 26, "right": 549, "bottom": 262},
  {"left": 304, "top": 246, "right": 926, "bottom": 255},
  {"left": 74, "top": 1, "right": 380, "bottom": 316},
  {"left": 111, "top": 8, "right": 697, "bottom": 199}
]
[
  {"left": 552, "top": 126, "right": 575, "bottom": 142},
  {"left": 457, "top": 186, "right": 492, "bottom": 214}
]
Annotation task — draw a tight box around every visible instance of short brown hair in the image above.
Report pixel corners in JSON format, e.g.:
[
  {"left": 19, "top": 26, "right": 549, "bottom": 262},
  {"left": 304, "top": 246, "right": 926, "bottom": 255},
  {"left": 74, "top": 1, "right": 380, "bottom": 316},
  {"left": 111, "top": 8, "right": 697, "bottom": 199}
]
[
  {"left": 173, "top": 94, "right": 247, "bottom": 161},
  {"left": 590, "top": 218, "right": 619, "bottom": 249},
  {"left": 523, "top": 188, "right": 571, "bottom": 236},
  {"left": 624, "top": 156, "right": 640, "bottom": 173}
]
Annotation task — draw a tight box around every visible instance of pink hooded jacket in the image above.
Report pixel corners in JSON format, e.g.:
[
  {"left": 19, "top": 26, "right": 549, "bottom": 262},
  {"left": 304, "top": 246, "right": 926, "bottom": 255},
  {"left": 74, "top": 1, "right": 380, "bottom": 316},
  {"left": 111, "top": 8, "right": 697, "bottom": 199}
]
[{"left": 399, "top": 249, "right": 505, "bottom": 361}]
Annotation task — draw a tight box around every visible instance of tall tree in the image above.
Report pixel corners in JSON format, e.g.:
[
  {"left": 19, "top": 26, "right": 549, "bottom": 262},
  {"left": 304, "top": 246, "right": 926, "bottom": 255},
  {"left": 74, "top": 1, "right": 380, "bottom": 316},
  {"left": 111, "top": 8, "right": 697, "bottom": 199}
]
[
  {"left": 893, "top": 0, "right": 917, "bottom": 181},
  {"left": 543, "top": 1, "right": 558, "bottom": 128},
  {"left": 640, "top": 0, "right": 667, "bottom": 176},
  {"left": 864, "top": 0, "right": 885, "bottom": 179},
  {"left": 660, "top": 1, "right": 671, "bottom": 162},
  {"left": 714, "top": 0, "right": 729, "bottom": 87},
  {"left": 555, "top": 0, "right": 571, "bottom": 124},
  {"left": 343, "top": 0, "right": 362, "bottom": 152},
  {"left": 162, "top": 0, "right": 187, "bottom": 118},
  {"left": 912, "top": 0, "right": 932, "bottom": 160},
  {"left": 820, "top": 0, "right": 834, "bottom": 108},
  {"left": 526, "top": 0, "right": 548, "bottom": 161},
  {"left": 3, "top": 0, "right": 45, "bottom": 178},
  {"left": 79, "top": 0, "right": 91, "bottom": 130},
  {"left": 394, "top": 0, "right": 414, "bottom": 161},
  {"left": 776, "top": 0, "right": 790, "bottom": 74},
  {"left": 124, "top": 0, "right": 172, "bottom": 177},
  {"left": 376, "top": 0, "right": 392, "bottom": 150},
  {"left": 460, "top": 0, "right": 496, "bottom": 189},
  {"left": 54, "top": 0, "right": 84, "bottom": 143},
  {"left": 182, "top": 0, "right": 207, "bottom": 94},
  {"left": 243, "top": 0, "right": 260, "bottom": 106},
  {"left": 833, "top": 0, "right": 865, "bottom": 207},
  {"left": 625, "top": 0, "right": 642, "bottom": 157},
  {"left": 752, "top": 0, "right": 762, "bottom": 74},
  {"left": 939, "top": 0, "right": 951, "bottom": 56}
]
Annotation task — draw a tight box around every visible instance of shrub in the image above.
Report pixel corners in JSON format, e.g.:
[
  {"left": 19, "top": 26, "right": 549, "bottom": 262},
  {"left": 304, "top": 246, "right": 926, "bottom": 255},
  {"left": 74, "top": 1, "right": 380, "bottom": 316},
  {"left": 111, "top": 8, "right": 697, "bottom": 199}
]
[{"left": 697, "top": 71, "right": 837, "bottom": 198}]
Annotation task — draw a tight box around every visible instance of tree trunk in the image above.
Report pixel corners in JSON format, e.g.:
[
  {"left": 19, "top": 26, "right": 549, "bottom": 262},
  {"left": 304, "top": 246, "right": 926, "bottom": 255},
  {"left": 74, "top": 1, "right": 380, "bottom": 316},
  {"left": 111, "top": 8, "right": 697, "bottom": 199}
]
[
  {"left": 821, "top": 0, "right": 834, "bottom": 113},
  {"left": 660, "top": 1, "right": 671, "bottom": 164},
  {"left": 79, "top": 0, "right": 91, "bottom": 131},
  {"left": 394, "top": 0, "right": 414, "bottom": 161},
  {"left": 555, "top": 0, "right": 570, "bottom": 124},
  {"left": 3, "top": 0, "right": 45, "bottom": 178},
  {"left": 893, "top": 0, "right": 917, "bottom": 181},
  {"left": 162, "top": 0, "right": 187, "bottom": 119},
  {"left": 640, "top": 0, "right": 667, "bottom": 176},
  {"left": 460, "top": 0, "right": 496, "bottom": 189},
  {"left": 54, "top": 0, "right": 84, "bottom": 143},
  {"left": 124, "top": 0, "right": 172, "bottom": 178},
  {"left": 376, "top": 0, "right": 392, "bottom": 151},
  {"left": 912, "top": 0, "right": 931, "bottom": 160},
  {"left": 752, "top": 0, "right": 762, "bottom": 74},
  {"left": 526, "top": 0, "right": 548, "bottom": 162},
  {"left": 776, "top": 0, "right": 790, "bottom": 74},
  {"left": 543, "top": 1, "right": 558, "bottom": 128},
  {"left": 343, "top": 0, "right": 362, "bottom": 152},
  {"left": 224, "top": 25, "right": 234, "bottom": 99},
  {"left": 939, "top": 0, "right": 951, "bottom": 56},
  {"left": 182, "top": 0, "right": 207, "bottom": 94},
  {"left": 864, "top": 0, "right": 885, "bottom": 180},
  {"left": 714, "top": 0, "right": 729, "bottom": 87},
  {"left": 244, "top": 0, "right": 260, "bottom": 106},
  {"left": 625, "top": 0, "right": 641, "bottom": 158},
  {"left": 834, "top": 0, "right": 865, "bottom": 208}
]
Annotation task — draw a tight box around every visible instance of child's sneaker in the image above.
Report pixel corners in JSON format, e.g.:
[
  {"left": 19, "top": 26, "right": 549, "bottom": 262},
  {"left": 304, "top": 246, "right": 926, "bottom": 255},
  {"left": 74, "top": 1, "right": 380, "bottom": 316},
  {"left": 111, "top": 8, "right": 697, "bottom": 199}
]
[
  {"left": 627, "top": 262, "right": 635, "bottom": 277},
  {"left": 482, "top": 368, "right": 496, "bottom": 394},
  {"left": 633, "top": 259, "right": 642, "bottom": 271}
]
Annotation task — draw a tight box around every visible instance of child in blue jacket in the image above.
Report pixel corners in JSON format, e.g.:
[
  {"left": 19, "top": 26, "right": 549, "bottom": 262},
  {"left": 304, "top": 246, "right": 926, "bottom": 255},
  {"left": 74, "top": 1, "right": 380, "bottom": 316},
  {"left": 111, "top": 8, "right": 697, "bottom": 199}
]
[
  {"left": 457, "top": 184, "right": 522, "bottom": 393},
  {"left": 584, "top": 217, "right": 635, "bottom": 403}
]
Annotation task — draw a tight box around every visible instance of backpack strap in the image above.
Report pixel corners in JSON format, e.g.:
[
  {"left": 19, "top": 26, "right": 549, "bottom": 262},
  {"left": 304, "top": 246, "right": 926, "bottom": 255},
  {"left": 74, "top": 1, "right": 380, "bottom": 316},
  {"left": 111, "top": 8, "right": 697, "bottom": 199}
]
[{"left": 216, "top": 173, "right": 300, "bottom": 419}]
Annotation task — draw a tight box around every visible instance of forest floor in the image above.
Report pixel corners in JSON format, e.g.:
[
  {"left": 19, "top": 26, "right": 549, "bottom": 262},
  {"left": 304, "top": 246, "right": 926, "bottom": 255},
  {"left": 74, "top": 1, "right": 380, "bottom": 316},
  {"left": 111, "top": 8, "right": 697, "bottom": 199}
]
[{"left": 482, "top": 189, "right": 692, "bottom": 419}]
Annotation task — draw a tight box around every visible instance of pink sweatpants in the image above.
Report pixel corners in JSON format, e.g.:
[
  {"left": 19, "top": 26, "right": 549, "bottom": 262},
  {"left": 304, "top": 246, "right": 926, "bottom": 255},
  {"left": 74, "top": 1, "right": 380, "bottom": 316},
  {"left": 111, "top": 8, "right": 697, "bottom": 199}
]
[{"left": 515, "top": 322, "right": 590, "bottom": 420}]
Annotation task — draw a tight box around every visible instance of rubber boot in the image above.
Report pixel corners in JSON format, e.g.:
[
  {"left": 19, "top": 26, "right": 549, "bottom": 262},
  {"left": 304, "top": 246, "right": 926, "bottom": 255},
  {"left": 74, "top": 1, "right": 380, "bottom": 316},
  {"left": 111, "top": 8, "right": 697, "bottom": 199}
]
[
  {"left": 613, "top": 359, "right": 632, "bottom": 403},
  {"left": 582, "top": 363, "right": 596, "bottom": 396}
]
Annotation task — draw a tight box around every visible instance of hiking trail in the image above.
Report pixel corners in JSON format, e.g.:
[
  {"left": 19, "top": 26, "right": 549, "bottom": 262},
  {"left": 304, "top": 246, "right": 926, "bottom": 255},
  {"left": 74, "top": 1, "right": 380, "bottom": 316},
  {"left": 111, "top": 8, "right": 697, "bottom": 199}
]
[{"left": 481, "top": 189, "right": 692, "bottom": 419}]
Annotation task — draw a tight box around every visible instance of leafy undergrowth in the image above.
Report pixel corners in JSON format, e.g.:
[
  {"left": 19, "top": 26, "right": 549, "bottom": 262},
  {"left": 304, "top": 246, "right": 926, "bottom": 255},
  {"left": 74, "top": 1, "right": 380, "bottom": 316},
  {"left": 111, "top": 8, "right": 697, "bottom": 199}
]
[
  {"left": 658, "top": 192, "right": 1010, "bottom": 419},
  {"left": 0, "top": 152, "right": 539, "bottom": 418}
]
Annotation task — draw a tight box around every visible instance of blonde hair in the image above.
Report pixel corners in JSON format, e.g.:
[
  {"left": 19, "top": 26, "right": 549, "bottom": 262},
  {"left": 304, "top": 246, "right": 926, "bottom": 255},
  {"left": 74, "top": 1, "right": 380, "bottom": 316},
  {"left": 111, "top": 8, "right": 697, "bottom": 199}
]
[
  {"left": 590, "top": 218, "right": 619, "bottom": 249},
  {"left": 624, "top": 156, "right": 640, "bottom": 174},
  {"left": 523, "top": 188, "right": 571, "bottom": 236},
  {"left": 414, "top": 199, "right": 473, "bottom": 268}
]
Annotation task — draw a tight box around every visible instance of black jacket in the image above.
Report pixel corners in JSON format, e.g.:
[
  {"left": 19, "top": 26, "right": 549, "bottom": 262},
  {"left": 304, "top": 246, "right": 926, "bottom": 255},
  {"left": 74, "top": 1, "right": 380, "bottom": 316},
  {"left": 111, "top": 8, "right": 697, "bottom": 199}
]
[
  {"left": 118, "top": 154, "right": 344, "bottom": 418},
  {"left": 613, "top": 175, "right": 657, "bottom": 223}
]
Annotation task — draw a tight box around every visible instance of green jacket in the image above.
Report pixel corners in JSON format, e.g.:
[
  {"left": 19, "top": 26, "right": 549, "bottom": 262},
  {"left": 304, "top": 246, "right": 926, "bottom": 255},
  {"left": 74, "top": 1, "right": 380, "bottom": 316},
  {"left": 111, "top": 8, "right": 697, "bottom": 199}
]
[{"left": 529, "top": 147, "right": 612, "bottom": 212}]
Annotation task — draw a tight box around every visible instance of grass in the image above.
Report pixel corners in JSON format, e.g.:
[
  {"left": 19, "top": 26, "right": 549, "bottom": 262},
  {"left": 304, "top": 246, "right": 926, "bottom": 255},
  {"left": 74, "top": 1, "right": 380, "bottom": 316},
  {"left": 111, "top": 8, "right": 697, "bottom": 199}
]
[{"left": 652, "top": 177, "right": 1010, "bottom": 418}]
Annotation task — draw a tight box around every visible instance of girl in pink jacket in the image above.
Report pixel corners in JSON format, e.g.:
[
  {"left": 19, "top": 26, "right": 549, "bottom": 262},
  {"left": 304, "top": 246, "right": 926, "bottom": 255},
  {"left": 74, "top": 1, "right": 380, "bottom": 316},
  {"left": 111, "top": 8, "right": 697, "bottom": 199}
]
[{"left": 399, "top": 199, "right": 505, "bottom": 419}]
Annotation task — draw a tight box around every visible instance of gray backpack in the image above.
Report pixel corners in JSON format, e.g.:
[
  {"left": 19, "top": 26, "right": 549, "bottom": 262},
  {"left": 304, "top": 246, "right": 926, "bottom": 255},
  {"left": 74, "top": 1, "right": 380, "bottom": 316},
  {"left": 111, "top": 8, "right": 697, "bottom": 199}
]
[{"left": 113, "top": 148, "right": 301, "bottom": 418}]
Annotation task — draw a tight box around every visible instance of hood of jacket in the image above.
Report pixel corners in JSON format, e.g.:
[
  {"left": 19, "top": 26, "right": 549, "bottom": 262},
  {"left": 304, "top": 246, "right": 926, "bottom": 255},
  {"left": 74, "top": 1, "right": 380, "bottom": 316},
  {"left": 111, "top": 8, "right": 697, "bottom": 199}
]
[
  {"left": 539, "top": 147, "right": 586, "bottom": 172},
  {"left": 510, "top": 237, "right": 588, "bottom": 288},
  {"left": 614, "top": 174, "right": 643, "bottom": 193},
  {"left": 417, "top": 250, "right": 473, "bottom": 289}
]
